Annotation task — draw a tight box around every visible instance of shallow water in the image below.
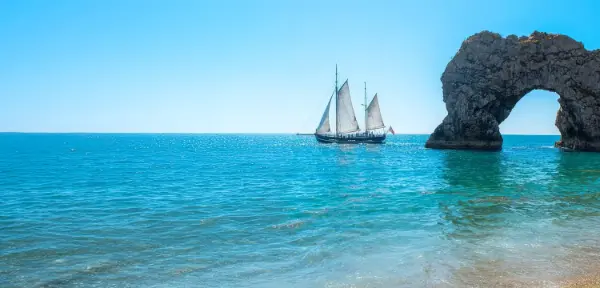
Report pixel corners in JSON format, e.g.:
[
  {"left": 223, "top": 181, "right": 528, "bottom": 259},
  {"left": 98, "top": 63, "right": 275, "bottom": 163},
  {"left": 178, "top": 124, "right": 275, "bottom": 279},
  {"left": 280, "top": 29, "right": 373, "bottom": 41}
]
[{"left": 2, "top": 134, "right": 600, "bottom": 287}]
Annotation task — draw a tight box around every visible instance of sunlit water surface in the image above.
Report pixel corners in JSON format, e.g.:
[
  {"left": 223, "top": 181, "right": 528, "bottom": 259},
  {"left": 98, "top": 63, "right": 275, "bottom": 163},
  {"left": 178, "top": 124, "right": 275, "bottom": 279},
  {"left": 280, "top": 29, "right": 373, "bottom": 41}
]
[{"left": 2, "top": 134, "right": 600, "bottom": 287}]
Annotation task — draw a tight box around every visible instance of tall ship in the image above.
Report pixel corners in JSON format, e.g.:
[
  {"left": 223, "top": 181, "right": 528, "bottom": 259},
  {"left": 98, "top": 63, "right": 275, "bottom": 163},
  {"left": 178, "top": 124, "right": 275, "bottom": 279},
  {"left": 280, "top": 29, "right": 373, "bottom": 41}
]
[{"left": 314, "top": 65, "right": 394, "bottom": 144}]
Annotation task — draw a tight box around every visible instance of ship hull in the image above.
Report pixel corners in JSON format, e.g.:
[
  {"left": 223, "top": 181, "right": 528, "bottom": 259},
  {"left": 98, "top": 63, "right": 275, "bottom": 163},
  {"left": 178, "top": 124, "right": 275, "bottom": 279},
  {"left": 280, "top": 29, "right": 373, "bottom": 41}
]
[{"left": 315, "top": 133, "right": 386, "bottom": 144}]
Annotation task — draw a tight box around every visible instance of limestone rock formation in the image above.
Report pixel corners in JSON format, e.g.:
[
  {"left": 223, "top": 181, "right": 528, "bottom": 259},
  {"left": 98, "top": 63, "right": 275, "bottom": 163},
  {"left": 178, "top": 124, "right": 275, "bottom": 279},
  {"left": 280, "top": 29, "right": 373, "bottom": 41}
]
[{"left": 426, "top": 31, "right": 600, "bottom": 151}]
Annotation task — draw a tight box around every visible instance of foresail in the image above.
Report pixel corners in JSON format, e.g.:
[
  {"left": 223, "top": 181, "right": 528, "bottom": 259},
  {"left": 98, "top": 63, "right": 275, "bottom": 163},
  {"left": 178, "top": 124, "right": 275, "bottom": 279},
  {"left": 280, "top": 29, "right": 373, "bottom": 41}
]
[
  {"left": 336, "top": 80, "right": 360, "bottom": 133},
  {"left": 366, "top": 94, "right": 385, "bottom": 130},
  {"left": 316, "top": 92, "right": 333, "bottom": 134}
]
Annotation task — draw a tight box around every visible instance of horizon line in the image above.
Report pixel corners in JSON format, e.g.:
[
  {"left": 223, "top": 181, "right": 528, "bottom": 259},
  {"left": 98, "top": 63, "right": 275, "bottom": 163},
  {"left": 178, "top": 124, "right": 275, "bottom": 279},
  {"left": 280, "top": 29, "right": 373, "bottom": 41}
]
[{"left": 0, "top": 132, "right": 562, "bottom": 136}]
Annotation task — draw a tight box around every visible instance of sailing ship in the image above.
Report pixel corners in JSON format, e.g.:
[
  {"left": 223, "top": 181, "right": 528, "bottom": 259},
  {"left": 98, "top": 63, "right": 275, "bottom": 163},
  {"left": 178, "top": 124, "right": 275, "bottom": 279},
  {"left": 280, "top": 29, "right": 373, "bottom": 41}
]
[{"left": 314, "top": 65, "right": 393, "bottom": 144}]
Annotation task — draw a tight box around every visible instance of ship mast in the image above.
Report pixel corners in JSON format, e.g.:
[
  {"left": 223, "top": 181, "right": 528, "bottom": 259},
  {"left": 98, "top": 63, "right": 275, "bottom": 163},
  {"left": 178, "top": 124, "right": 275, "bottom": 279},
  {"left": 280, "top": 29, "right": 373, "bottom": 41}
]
[
  {"left": 364, "top": 82, "right": 367, "bottom": 133},
  {"left": 335, "top": 64, "right": 338, "bottom": 137}
]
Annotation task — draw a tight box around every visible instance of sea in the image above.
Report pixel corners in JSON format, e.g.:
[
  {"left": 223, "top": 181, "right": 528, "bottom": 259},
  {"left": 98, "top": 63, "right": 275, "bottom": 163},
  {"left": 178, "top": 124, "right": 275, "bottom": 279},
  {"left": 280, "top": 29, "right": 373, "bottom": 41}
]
[{"left": 2, "top": 133, "right": 600, "bottom": 288}]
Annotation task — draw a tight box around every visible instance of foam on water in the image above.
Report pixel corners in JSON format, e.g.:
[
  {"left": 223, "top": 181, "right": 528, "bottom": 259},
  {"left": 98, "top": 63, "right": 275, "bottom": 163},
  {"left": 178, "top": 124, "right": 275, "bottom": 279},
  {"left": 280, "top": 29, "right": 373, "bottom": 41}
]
[{"left": 1, "top": 134, "right": 600, "bottom": 287}]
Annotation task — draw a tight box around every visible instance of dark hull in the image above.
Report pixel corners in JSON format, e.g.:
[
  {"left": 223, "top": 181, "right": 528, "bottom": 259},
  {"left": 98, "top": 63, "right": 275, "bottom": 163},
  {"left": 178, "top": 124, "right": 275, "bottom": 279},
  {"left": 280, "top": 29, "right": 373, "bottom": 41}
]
[{"left": 315, "top": 133, "right": 386, "bottom": 144}]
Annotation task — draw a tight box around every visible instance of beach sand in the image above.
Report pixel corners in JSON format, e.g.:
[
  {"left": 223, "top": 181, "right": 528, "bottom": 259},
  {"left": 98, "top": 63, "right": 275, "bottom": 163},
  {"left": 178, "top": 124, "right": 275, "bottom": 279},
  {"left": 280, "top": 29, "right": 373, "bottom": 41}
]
[{"left": 562, "top": 273, "right": 600, "bottom": 288}]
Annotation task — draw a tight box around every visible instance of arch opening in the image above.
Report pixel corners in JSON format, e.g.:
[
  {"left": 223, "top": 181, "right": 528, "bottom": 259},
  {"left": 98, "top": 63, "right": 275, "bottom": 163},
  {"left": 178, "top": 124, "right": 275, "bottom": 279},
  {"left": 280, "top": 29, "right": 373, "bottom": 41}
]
[
  {"left": 425, "top": 31, "right": 600, "bottom": 152},
  {"left": 499, "top": 90, "right": 560, "bottom": 136}
]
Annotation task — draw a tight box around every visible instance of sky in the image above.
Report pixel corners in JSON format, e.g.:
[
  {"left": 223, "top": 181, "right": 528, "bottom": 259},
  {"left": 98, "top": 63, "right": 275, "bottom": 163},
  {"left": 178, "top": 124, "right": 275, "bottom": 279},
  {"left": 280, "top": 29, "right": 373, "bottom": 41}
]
[{"left": 1, "top": 0, "right": 598, "bottom": 134}]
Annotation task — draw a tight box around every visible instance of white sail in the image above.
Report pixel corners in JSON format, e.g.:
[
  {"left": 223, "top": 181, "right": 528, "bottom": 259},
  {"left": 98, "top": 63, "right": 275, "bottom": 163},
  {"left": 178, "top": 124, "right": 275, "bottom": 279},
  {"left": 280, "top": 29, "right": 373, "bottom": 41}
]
[
  {"left": 336, "top": 80, "right": 360, "bottom": 133},
  {"left": 366, "top": 93, "right": 385, "bottom": 130},
  {"left": 316, "top": 93, "right": 333, "bottom": 134}
]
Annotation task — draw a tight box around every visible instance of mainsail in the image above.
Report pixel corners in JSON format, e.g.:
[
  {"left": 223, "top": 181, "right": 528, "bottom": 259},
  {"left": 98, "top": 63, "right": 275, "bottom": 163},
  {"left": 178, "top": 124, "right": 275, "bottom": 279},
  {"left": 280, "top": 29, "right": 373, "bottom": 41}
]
[
  {"left": 316, "top": 92, "right": 333, "bottom": 134},
  {"left": 336, "top": 80, "right": 360, "bottom": 133},
  {"left": 366, "top": 93, "right": 385, "bottom": 130}
]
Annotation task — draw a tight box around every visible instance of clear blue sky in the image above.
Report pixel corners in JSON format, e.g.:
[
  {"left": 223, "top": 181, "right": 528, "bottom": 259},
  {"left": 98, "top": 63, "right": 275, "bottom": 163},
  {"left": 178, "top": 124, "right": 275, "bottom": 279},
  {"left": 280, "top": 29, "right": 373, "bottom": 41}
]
[{"left": 1, "top": 0, "right": 598, "bottom": 134}]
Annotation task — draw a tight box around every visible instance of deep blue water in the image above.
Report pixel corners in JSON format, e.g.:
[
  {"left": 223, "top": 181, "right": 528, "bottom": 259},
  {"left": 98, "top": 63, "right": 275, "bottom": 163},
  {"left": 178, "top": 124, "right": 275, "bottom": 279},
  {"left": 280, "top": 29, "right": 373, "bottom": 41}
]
[{"left": 2, "top": 134, "right": 600, "bottom": 287}]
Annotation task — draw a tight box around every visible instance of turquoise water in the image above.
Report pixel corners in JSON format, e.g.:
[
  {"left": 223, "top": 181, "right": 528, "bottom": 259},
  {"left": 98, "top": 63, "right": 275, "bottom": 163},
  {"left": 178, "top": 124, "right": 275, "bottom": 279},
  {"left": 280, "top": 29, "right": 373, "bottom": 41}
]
[{"left": 2, "top": 134, "right": 600, "bottom": 287}]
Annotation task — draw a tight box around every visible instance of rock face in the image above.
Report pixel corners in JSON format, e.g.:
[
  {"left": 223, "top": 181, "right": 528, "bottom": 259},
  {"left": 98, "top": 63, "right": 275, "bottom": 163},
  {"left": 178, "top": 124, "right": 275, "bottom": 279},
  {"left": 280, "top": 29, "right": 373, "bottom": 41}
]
[{"left": 426, "top": 31, "right": 600, "bottom": 151}]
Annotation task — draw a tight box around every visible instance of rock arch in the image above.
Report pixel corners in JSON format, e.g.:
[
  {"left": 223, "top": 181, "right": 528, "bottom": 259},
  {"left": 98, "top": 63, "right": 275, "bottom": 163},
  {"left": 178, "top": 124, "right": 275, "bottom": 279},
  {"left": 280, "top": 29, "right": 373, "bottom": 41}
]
[{"left": 425, "top": 31, "right": 600, "bottom": 151}]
